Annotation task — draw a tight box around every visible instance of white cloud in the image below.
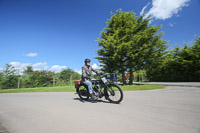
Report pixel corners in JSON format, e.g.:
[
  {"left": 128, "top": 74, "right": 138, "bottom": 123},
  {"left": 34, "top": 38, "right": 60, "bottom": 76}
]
[
  {"left": 141, "top": 0, "right": 190, "bottom": 20},
  {"left": 9, "top": 62, "right": 31, "bottom": 74},
  {"left": 32, "top": 62, "right": 48, "bottom": 70},
  {"left": 10, "top": 62, "right": 30, "bottom": 69},
  {"left": 5, "top": 61, "right": 71, "bottom": 74},
  {"left": 140, "top": 2, "right": 150, "bottom": 16},
  {"left": 75, "top": 69, "right": 82, "bottom": 74},
  {"left": 50, "top": 65, "right": 67, "bottom": 73},
  {"left": 8, "top": 62, "right": 66, "bottom": 73},
  {"left": 92, "top": 63, "right": 99, "bottom": 69},
  {"left": 9, "top": 62, "right": 48, "bottom": 72},
  {"left": 10, "top": 62, "right": 21, "bottom": 67},
  {"left": 26, "top": 53, "right": 38, "bottom": 57},
  {"left": 10, "top": 62, "right": 30, "bottom": 68}
]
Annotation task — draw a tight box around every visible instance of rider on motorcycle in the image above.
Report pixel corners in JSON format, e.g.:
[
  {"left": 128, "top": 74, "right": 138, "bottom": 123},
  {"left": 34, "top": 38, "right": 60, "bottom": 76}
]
[{"left": 82, "top": 58, "right": 98, "bottom": 100}]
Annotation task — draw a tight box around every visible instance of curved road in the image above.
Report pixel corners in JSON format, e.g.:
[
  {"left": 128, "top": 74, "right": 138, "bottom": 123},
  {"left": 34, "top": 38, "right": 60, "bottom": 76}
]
[{"left": 0, "top": 86, "right": 200, "bottom": 133}]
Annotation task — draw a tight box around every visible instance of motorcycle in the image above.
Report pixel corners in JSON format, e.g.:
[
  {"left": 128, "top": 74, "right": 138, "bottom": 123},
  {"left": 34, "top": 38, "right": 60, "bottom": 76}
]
[{"left": 74, "top": 73, "right": 123, "bottom": 104}]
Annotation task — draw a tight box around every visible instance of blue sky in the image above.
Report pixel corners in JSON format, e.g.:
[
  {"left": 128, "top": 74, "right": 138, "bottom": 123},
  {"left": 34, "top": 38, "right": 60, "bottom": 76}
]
[{"left": 0, "top": 0, "right": 199, "bottom": 73}]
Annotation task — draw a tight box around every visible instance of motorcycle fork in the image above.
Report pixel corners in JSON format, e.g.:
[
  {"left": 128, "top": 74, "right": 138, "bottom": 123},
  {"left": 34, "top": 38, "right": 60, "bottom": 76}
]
[{"left": 102, "top": 84, "right": 109, "bottom": 99}]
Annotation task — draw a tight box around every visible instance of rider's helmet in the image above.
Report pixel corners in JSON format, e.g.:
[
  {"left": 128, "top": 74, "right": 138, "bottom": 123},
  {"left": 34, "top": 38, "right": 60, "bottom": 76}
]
[{"left": 84, "top": 58, "right": 91, "bottom": 64}]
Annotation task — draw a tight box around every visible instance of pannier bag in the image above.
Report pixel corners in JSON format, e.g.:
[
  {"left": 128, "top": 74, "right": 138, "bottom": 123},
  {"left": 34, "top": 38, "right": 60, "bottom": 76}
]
[{"left": 74, "top": 79, "right": 82, "bottom": 88}]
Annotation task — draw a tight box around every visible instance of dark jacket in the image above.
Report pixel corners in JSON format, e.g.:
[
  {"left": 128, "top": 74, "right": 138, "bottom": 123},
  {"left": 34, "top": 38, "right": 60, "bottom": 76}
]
[{"left": 82, "top": 65, "right": 97, "bottom": 82}]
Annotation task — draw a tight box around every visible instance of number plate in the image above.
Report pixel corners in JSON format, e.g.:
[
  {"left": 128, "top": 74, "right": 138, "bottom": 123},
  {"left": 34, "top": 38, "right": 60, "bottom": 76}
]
[{"left": 101, "top": 77, "right": 108, "bottom": 84}]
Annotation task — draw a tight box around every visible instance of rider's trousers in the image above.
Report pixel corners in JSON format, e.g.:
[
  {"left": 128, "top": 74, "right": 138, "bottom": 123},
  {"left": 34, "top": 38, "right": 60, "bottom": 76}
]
[{"left": 83, "top": 80, "right": 93, "bottom": 94}]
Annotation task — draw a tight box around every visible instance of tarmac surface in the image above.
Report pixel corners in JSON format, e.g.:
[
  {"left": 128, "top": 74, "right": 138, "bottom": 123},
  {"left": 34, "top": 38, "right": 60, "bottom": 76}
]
[{"left": 0, "top": 85, "right": 200, "bottom": 133}]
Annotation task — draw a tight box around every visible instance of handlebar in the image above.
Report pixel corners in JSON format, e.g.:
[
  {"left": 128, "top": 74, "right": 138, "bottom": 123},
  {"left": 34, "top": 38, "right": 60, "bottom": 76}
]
[{"left": 97, "top": 72, "right": 104, "bottom": 76}]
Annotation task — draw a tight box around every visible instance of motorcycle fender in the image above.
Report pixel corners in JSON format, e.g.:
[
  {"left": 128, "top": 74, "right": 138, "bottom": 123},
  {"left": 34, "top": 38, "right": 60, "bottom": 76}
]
[{"left": 75, "top": 85, "right": 79, "bottom": 93}]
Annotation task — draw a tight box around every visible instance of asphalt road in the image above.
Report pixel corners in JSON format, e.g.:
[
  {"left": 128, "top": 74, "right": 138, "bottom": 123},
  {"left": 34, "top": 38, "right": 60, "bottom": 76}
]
[{"left": 0, "top": 86, "right": 200, "bottom": 133}]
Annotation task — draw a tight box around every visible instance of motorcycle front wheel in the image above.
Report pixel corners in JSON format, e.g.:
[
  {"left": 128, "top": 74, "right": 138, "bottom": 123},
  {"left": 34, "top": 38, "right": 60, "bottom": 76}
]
[{"left": 105, "top": 83, "right": 123, "bottom": 104}]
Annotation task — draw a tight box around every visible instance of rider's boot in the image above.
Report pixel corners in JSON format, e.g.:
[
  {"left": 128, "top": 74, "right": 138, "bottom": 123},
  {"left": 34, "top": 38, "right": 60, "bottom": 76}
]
[{"left": 90, "top": 93, "right": 97, "bottom": 100}]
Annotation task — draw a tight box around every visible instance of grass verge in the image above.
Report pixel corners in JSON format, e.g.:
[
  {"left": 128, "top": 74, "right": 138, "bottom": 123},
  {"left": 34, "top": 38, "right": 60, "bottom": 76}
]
[
  {"left": 0, "top": 86, "right": 74, "bottom": 93},
  {"left": 0, "top": 84, "right": 165, "bottom": 93},
  {"left": 120, "top": 84, "right": 165, "bottom": 91}
]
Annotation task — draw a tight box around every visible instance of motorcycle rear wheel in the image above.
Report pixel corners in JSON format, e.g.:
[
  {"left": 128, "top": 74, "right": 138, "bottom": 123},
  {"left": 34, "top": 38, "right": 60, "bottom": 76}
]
[{"left": 77, "top": 84, "right": 89, "bottom": 100}]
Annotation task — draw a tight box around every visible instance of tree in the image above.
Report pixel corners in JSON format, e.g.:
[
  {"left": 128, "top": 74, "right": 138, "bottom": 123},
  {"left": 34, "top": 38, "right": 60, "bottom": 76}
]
[
  {"left": 96, "top": 9, "right": 139, "bottom": 84},
  {"left": 96, "top": 9, "right": 168, "bottom": 84},
  {"left": 23, "top": 66, "right": 33, "bottom": 75},
  {"left": 0, "top": 72, "right": 3, "bottom": 89},
  {"left": 0, "top": 64, "right": 19, "bottom": 89},
  {"left": 125, "top": 18, "right": 168, "bottom": 84},
  {"left": 58, "top": 69, "right": 81, "bottom": 85},
  {"left": 28, "top": 70, "right": 55, "bottom": 87},
  {"left": 146, "top": 36, "right": 200, "bottom": 82},
  {"left": 1, "top": 64, "right": 16, "bottom": 76},
  {"left": 0, "top": 64, "right": 82, "bottom": 88},
  {"left": 191, "top": 36, "right": 200, "bottom": 81}
]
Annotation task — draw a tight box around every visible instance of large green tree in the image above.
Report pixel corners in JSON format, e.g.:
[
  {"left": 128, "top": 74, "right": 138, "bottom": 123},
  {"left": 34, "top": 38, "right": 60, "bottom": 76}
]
[
  {"left": 58, "top": 69, "right": 81, "bottom": 85},
  {"left": 0, "top": 64, "right": 19, "bottom": 89},
  {"left": 191, "top": 36, "right": 200, "bottom": 81},
  {"left": 146, "top": 36, "right": 200, "bottom": 82},
  {"left": 96, "top": 9, "right": 168, "bottom": 84},
  {"left": 27, "top": 70, "right": 55, "bottom": 87},
  {"left": 23, "top": 66, "right": 34, "bottom": 75}
]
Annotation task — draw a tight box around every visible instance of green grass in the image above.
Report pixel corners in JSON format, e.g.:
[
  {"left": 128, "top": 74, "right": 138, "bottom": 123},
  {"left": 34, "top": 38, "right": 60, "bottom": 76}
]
[
  {"left": 0, "top": 86, "right": 75, "bottom": 93},
  {"left": 120, "top": 84, "right": 165, "bottom": 91},
  {"left": 0, "top": 84, "right": 165, "bottom": 93}
]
